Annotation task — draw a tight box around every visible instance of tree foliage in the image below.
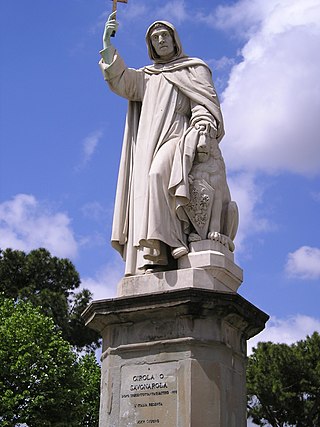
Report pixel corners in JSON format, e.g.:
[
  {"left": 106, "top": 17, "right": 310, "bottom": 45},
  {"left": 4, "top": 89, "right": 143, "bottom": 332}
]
[
  {"left": 77, "top": 353, "right": 101, "bottom": 426},
  {"left": 0, "top": 248, "right": 100, "bottom": 350},
  {"left": 0, "top": 296, "right": 100, "bottom": 426},
  {"left": 247, "top": 332, "right": 320, "bottom": 427}
]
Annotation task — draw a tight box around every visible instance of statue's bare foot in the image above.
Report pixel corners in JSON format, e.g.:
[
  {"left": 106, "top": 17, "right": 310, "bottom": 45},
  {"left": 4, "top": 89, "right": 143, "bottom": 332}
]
[
  {"left": 143, "top": 265, "right": 164, "bottom": 274},
  {"left": 171, "top": 246, "right": 188, "bottom": 259},
  {"left": 188, "top": 232, "right": 201, "bottom": 242},
  {"left": 144, "top": 268, "right": 156, "bottom": 274}
]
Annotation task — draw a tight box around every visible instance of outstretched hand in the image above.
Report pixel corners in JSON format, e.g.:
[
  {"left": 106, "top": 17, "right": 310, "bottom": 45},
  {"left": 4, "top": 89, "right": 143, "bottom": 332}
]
[{"left": 103, "top": 11, "right": 119, "bottom": 48}]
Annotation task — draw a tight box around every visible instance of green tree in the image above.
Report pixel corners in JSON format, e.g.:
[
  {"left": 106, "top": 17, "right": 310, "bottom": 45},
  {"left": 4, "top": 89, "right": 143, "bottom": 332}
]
[
  {"left": 77, "top": 353, "right": 101, "bottom": 426},
  {"left": 247, "top": 332, "right": 320, "bottom": 427},
  {"left": 0, "top": 248, "right": 100, "bottom": 350},
  {"left": 0, "top": 297, "right": 84, "bottom": 426}
]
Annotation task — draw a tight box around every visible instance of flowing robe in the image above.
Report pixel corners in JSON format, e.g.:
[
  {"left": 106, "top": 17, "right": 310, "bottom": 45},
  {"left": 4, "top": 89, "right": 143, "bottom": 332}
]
[{"left": 100, "top": 53, "right": 224, "bottom": 275}]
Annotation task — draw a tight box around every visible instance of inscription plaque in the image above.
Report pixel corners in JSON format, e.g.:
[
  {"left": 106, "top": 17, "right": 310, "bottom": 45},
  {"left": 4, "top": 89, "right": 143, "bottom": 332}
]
[{"left": 119, "top": 362, "right": 178, "bottom": 426}]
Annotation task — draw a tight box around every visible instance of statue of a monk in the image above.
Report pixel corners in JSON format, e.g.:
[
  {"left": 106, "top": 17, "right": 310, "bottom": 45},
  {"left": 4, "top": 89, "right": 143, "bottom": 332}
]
[{"left": 99, "top": 13, "right": 233, "bottom": 276}]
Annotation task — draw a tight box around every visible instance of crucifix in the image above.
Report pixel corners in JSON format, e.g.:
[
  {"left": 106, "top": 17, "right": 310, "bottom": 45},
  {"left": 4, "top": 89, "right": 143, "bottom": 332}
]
[
  {"left": 110, "top": 0, "right": 128, "bottom": 36},
  {"left": 111, "top": 0, "right": 128, "bottom": 18}
]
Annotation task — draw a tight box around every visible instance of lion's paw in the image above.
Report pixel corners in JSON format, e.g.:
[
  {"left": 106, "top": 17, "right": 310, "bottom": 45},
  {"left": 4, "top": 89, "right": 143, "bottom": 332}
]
[
  {"left": 188, "top": 232, "right": 202, "bottom": 242},
  {"left": 207, "top": 231, "right": 221, "bottom": 241}
]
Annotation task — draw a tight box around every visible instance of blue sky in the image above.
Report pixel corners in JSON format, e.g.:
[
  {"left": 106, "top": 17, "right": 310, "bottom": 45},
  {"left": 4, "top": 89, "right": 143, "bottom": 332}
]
[{"left": 1, "top": 0, "right": 320, "bottom": 381}]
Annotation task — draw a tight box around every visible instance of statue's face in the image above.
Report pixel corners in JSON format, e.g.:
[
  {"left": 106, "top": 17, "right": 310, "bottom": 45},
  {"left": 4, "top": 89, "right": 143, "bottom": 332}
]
[{"left": 150, "top": 26, "right": 175, "bottom": 60}]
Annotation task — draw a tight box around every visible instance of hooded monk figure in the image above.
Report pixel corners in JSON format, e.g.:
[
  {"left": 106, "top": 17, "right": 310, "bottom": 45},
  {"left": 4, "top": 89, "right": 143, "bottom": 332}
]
[{"left": 99, "top": 12, "right": 230, "bottom": 276}]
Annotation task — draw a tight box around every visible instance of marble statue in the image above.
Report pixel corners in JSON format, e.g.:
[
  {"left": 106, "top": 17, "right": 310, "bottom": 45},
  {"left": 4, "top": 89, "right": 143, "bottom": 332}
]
[
  {"left": 186, "top": 137, "right": 238, "bottom": 252},
  {"left": 99, "top": 12, "right": 238, "bottom": 276}
]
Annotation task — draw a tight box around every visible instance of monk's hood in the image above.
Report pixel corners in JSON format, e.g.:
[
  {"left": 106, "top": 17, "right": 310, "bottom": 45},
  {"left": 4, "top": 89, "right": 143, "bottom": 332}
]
[{"left": 145, "top": 21, "right": 187, "bottom": 64}]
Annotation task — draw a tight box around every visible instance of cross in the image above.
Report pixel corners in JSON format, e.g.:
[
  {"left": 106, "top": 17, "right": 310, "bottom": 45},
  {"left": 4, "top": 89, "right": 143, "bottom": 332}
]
[
  {"left": 110, "top": 0, "right": 127, "bottom": 36},
  {"left": 111, "top": 0, "right": 128, "bottom": 17}
]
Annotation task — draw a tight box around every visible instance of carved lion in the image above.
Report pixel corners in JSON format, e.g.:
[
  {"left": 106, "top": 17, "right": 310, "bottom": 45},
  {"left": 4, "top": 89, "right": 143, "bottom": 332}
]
[{"left": 186, "top": 136, "right": 239, "bottom": 251}]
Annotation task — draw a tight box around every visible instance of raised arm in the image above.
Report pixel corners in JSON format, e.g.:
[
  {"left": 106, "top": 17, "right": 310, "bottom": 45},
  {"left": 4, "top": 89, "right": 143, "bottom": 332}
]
[
  {"left": 101, "top": 11, "right": 118, "bottom": 65},
  {"left": 99, "top": 12, "right": 145, "bottom": 101}
]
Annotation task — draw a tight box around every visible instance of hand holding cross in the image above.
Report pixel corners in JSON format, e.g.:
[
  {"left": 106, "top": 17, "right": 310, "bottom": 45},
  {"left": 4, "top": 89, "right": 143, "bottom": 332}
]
[
  {"left": 103, "top": 11, "right": 118, "bottom": 48},
  {"left": 110, "top": 0, "right": 127, "bottom": 36},
  {"left": 103, "top": 0, "right": 127, "bottom": 45}
]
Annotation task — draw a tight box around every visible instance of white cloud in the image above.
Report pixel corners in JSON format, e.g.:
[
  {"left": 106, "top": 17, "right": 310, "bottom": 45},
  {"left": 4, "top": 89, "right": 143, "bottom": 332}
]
[
  {"left": 0, "top": 194, "right": 78, "bottom": 259},
  {"left": 121, "top": 0, "right": 148, "bottom": 21},
  {"left": 210, "top": 0, "right": 277, "bottom": 37},
  {"left": 208, "top": 56, "right": 236, "bottom": 71},
  {"left": 248, "top": 314, "right": 320, "bottom": 354},
  {"left": 119, "top": 0, "right": 189, "bottom": 26},
  {"left": 76, "top": 130, "right": 103, "bottom": 170},
  {"left": 78, "top": 232, "right": 106, "bottom": 249},
  {"left": 84, "top": 131, "right": 100, "bottom": 158},
  {"left": 285, "top": 246, "right": 320, "bottom": 279},
  {"left": 311, "top": 191, "right": 320, "bottom": 203},
  {"left": 228, "top": 173, "right": 273, "bottom": 252},
  {"left": 218, "top": 0, "right": 320, "bottom": 176},
  {"left": 155, "top": 0, "right": 188, "bottom": 24},
  {"left": 81, "top": 257, "right": 124, "bottom": 300},
  {"left": 81, "top": 201, "right": 108, "bottom": 222}
]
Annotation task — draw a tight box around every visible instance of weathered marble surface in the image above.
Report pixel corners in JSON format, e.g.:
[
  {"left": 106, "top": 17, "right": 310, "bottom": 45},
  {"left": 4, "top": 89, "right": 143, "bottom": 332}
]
[
  {"left": 83, "top": 288, "right": 269, "bottom": 427},
  {"left": 99, "top": 14, "right": 238, "bottom": 276},
  {"left": 117, "top": 240, "right": 243, "bottom": 297}
]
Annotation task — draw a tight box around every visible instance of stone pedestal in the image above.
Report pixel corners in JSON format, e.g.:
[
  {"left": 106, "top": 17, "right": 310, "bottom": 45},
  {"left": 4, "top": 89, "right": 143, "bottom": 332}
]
[
  {"left": 83, "top": 251, "right": 268, "bottom": 427},
  {"left": 118, "top": 241, "right": 243, "bottom": 297}
]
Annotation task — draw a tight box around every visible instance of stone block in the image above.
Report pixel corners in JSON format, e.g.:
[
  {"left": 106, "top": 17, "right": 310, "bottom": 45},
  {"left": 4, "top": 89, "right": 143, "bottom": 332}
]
[
  {"left": 83, "top": 288, "right": 269, "bottom": 427},
  {"left": 118, "top": 241, "right": 243, "bottom": 297}
]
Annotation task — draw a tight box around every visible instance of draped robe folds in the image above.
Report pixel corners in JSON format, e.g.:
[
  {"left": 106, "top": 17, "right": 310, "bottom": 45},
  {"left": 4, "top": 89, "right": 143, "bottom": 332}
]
[{"left": 100, "top": 52, "right": 224, "bottom": 276}]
